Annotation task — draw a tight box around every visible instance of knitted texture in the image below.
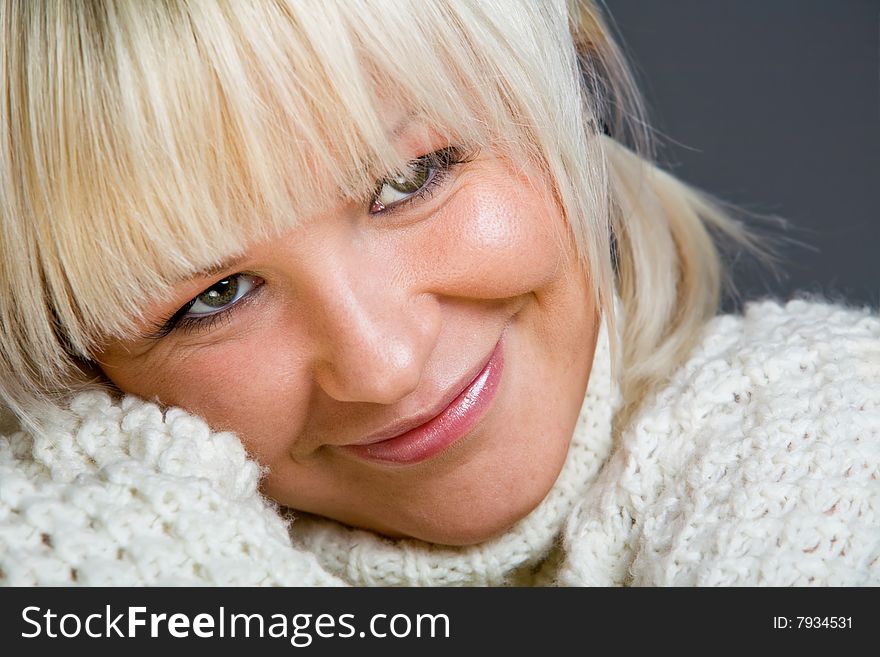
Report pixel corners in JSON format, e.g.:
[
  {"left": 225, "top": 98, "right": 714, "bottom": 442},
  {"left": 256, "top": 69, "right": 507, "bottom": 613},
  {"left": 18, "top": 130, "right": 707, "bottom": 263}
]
[
  {"left": 558, "top": 299, "right": 880, "bottom": 586},
  {"left": 1, "top": 298, "right": 878, "bottom": 586},
  {"left": 0, "top": 394, "right": 343, "bottom": 585}
]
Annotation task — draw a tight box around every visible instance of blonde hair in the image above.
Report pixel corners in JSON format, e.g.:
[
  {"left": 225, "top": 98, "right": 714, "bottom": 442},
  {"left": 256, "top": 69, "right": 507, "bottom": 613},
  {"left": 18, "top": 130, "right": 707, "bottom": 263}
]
[{"left": 0, "top": 0, "right": 768, "bottom": 430}]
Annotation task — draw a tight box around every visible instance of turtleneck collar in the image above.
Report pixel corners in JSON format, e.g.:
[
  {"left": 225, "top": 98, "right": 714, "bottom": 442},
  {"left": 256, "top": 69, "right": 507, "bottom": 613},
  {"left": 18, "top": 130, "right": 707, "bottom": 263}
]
[{"left": 289, "top": 312, "right": 621, "bottom": 586}]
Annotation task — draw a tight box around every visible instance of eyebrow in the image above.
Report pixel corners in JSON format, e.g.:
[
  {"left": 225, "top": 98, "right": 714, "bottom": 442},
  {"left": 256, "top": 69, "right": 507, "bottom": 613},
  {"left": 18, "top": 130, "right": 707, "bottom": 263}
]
[{"left": 390, "top": 115, "right": 414, "bottom": 138}]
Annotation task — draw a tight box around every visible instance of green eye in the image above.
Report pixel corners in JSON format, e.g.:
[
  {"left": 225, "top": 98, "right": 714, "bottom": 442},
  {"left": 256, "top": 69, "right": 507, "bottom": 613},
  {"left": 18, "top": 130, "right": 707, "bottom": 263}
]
[
  {"left": 186, "top": 274, "right": 259, "bottom": 317},
  {"left": 371, "top": 160, "right": 434, "bottom": 212},
  {"left": 387, "top": 165, "right": 431, "bottom": 194},
  {"left": 368, "top": 147, "right": 472, "bottom": 214},
  {"left": 198, "top": 278, "right": 237, "bottom": 307}
]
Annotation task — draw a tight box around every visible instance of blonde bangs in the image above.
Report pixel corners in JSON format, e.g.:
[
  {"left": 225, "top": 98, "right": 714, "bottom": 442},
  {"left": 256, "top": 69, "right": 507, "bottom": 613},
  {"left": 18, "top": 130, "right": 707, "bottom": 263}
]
[{"left": 2, "top": 0, "right": 596, "bottom": 355}]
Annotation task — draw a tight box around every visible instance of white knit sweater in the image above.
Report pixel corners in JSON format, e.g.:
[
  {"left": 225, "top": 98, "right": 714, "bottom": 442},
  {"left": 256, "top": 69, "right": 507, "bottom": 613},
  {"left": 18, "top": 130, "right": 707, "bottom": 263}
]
[{"left": 1, "top": 297, "right": 878, "bottom": 586}]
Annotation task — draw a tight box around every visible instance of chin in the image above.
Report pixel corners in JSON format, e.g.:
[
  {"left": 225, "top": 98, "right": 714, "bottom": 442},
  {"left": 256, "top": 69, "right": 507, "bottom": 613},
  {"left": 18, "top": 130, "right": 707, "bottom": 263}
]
[
  {"left": 387, "top": 467, "right": 564, "bottom": 547},
  {"left": 376, "top": 413, "right": 577, "bottom": 546},
  {"left": 421, "top": 513, "right": 535, "bottom": 547}
]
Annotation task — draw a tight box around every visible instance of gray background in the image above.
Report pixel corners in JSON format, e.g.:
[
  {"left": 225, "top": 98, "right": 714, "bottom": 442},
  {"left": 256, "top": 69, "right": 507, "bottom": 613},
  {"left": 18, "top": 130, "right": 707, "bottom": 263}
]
[{"left": 602, "top": 0, "right": 879, "bottom": 311}]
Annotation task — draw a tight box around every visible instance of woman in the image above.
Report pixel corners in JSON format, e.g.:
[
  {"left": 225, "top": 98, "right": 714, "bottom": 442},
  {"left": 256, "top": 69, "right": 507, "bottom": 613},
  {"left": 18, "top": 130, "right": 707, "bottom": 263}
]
[{"left": 0, "top": 0, "right": 877, "bottom": 586}]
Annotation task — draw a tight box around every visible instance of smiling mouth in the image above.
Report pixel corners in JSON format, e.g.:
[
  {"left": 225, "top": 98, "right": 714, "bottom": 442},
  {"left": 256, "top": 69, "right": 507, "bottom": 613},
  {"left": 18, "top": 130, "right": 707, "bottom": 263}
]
[{"left": 339, "top": 338, "right": 505, "bottom": 465}]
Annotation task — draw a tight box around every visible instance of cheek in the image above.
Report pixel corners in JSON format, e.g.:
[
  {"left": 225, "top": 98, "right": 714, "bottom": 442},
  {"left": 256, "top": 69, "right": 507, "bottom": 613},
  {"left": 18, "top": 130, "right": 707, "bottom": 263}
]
[
  {"left": 104, "top": 334, "right": 310, "bottom": 463},
  {"left": 415, "top": 177, "right": 565, "bottom": 298}
]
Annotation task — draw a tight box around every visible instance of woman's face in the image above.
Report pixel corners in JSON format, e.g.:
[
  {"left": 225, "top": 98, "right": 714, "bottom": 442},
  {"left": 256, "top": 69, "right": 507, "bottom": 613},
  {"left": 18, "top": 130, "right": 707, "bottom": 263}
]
[{"left": 96, "top": 125, "right": 600, "bottom": 545}]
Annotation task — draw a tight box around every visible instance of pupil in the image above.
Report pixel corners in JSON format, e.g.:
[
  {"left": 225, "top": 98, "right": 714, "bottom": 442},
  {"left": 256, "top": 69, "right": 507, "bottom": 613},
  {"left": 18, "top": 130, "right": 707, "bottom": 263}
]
[{"left": 200, "top": 278, "right": 237, "bottom": 308}]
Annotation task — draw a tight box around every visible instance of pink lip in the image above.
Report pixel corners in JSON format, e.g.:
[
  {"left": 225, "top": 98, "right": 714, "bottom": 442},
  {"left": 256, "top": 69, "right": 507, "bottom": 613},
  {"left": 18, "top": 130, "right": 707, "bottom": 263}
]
[{"left": 341, "top": 339, "right": 505, "bottom": 465}]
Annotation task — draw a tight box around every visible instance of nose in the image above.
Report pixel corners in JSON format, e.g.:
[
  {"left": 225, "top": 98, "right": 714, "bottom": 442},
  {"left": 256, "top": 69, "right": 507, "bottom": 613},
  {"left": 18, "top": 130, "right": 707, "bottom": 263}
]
[{"left": 307, "top": 252, "right": 440, "bottom": 406}]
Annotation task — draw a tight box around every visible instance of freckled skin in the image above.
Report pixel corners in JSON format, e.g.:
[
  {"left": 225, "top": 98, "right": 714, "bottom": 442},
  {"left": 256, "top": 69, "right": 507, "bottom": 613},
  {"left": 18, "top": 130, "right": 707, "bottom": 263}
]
[{"left": 96, "top": 151, "right": 599, "bottom": 546}]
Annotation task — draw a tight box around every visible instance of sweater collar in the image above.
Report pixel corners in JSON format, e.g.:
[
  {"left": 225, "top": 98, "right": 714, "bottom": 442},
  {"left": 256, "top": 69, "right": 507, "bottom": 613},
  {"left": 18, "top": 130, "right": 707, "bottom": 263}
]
[{"left": 289, "top": 315, "right": 620, "bottom": 586}]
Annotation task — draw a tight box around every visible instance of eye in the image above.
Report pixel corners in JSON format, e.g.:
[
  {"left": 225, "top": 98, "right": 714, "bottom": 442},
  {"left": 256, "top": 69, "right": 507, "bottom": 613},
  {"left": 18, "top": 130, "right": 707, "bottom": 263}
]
[
  {"left": 185, "top": 274, "right": 260, "bottom": 318},
  {"left": 369, "top": 147, "right": 470, "bottom": 214},
  {"left": 146, "top": 273, "right": 263, "bottom": 339},
  {"left": 370, "top": 159, "right": 436, "bottom": 213}
]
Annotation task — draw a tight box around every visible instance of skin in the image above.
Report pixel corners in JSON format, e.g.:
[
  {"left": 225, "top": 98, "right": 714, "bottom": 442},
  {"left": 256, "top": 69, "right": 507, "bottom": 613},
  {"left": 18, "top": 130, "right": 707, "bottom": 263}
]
[{"left": 95, "top": 127, "right": 600, "bottom": 546}]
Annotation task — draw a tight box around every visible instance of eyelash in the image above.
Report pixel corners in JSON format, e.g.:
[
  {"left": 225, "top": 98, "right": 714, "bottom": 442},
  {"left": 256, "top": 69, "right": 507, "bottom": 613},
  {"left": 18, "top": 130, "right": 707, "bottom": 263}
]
[
  {"left": 151, "top": 146, "right": 473, "bottom": 338},
  {"left": 148, "top": 278, "right": 264, "bottom": 339},
  {"left": 369, "top": 146, "right": 474, "bottom": 215}
]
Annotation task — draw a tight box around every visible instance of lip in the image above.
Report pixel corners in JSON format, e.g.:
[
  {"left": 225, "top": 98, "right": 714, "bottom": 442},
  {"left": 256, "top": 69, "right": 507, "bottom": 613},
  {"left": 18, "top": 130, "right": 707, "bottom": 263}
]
[{"left": 340, "top": 338, "right": 505, "bottom": 465}]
